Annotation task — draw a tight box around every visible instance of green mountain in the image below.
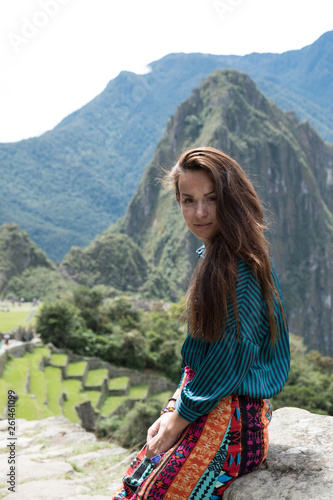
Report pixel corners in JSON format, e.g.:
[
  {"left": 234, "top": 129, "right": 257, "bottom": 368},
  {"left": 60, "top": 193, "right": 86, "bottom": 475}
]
[
  {"left": 0, "top": 224, "right": 75, "bottom": 302},
  {"left": 126, "top": 70, "right": 333, "bottom": 360},
  {"left": 60, "top": 232, "right": 149, "bottom": 292},
  {"left": 0, "top": 223, "right": 53, "bottom": 290},
  {"left": 64, "top": 69, "right": 333, "bottom": 357},
  {"left": 0, "top": 32, "right": 332, "bottom": 261}
]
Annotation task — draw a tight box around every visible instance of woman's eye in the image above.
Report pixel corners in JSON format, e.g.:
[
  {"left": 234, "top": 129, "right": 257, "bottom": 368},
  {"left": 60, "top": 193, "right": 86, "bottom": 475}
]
[
  {"left": 183, "top": 198, "right": 193, "bottom": 204},
  {"left": 208, "top": 197, "right": 216, "bottom": 202}
]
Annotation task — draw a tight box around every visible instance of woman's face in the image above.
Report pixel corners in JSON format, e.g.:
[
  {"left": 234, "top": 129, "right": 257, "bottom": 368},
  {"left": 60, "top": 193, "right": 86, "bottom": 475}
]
[{"left": 177, "top": 169, "right": 218, "bottom": 244}]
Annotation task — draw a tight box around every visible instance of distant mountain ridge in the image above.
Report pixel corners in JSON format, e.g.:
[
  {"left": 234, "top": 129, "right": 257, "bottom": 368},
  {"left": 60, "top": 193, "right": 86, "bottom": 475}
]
[
  {"left": 0, "top": 31, "right": 332, "bottom": 261},
  {"left": 2, "top": 68, "right": 333, "bottom": 358}
]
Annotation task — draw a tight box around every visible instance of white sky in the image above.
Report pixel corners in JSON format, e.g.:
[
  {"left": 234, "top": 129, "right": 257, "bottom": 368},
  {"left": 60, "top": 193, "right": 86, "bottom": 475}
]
[{"left": 0, "top": 0, "right": 332, "bottom": 143}]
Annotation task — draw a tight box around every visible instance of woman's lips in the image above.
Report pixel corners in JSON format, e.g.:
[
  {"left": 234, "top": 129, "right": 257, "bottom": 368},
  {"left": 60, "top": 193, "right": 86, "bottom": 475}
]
[{"left": 194, "top": 223, "right": 212, "bottom": 228}]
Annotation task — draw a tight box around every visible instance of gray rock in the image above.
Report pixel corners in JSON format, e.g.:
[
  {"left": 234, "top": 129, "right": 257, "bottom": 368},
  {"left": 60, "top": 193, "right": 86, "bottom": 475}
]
[
  {"left": 67, "top": 447, "right": 127, "bottom": 469},
  {"left": 41, "top": 428, "right": 96, "bottom": 445},
  {"left": 0, "top": 416, "right": 132, "bottom": 499},
  {"left": 107, "top": 445, "right": 128, "bottom": 455},
  {"left": 21, "top": 416, "right": 96, "bottom": 446},
  {"left": 1, "top": 408, "right": 331, "bottom": 499},
  {"left": 0, "top": 420, "right": 10, "bottom": 431},
  {"left": 105, "top": 451, "right": 139, "bottom": 493},
  {"left": 27, "top": 447, "right": 70, "bottom": 460},
  {"left": 65, "top": 496, "right": 111, "bottom": 500},
  {"left": 224, "top": 407, "right": 333, "bottom": 500},
  {"left": 75, "top": 401, "right": 97, "bottom": 432},
  {"left": 1, "top": 479, "right": 91, "bottom": 499},
  {"left": 4, "top": 458, "right": 73, "bottom": 482},
  {"left": 105, "top": 451, "right": 138, "bottom": 476}
]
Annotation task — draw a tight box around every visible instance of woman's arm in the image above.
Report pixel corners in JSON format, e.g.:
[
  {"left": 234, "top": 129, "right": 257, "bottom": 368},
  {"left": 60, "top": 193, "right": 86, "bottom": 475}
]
[
  {"left": 176, "top": 263, "right": 263, "bottom": 422},
  {"left": 167, "top": 388, "right": 181, "bottom": 408}
]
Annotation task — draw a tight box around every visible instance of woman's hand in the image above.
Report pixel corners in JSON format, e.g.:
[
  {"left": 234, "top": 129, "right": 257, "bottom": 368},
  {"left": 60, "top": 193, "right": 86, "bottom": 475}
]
[
  {"left": 145, "top": 411, "right": 189, "bottom": 458},
  {"left": 146, "top": 415, "right": 163, "bottom": 445}
]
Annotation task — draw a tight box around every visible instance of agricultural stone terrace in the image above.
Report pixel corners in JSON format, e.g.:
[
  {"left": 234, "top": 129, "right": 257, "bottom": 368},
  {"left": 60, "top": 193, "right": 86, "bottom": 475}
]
[{"left": 0, "top": 340, "right": 174, "bottom": 427}]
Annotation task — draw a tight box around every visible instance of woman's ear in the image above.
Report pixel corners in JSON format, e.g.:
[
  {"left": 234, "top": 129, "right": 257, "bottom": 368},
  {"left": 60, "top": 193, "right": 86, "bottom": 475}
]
[{"left": 176, "top": 195, "right": 180, "bottom": 206}]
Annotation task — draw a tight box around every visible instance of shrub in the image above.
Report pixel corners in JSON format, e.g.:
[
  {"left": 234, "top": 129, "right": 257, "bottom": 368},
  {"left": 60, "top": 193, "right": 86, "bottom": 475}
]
[
  {"left": 96, "top": 399, "right": 162, "bottom": 448},
  {"left": 36, "top": 301, "right": 83, "bottom": 348},
  {"left": 73, "top": 286, "right": 104, "bottom": 332},
  {"left": 104, "top": 329, "right": 147, "bottom": 370}
]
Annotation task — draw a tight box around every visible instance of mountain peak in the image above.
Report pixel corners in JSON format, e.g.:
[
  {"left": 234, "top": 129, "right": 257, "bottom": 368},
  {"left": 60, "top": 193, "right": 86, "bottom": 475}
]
[
  {"left": 0, "top": 32, "right": 332, "bottom": 264},
  {"left": 120, "top": 67, "right": 333, "bottom": 355}
]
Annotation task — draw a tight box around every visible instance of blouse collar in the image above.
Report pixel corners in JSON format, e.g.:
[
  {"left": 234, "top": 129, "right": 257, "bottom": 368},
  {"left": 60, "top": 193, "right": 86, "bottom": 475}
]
[{"left": 196, "top": 245, "right": 206, "bottom": 258}]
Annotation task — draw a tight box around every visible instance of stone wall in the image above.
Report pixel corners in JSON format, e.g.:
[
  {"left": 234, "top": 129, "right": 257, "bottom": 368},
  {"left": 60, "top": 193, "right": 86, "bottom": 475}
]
[
  {"left": 1, "top": 341, "right": 176, "bottom": 433},
  {"left": 52, "top": 346, "right": 175, "bottom": 394},
  {"left": 0, "top": 350, "right": 7, "bottom": 377},
  {"left": 0, "top": 340, "right": 37, "bottom": 376}
]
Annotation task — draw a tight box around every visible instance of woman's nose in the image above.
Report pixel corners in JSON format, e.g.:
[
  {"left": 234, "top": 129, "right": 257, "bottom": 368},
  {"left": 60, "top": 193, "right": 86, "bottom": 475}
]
[{"left": 195, "top": 201, "right": 207, "bottom": 216}]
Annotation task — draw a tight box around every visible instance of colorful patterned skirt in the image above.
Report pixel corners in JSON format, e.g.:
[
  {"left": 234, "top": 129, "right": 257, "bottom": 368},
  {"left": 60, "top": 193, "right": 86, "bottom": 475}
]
[{"left": 112, "top": 369, "right": 272, "bottom": 499}]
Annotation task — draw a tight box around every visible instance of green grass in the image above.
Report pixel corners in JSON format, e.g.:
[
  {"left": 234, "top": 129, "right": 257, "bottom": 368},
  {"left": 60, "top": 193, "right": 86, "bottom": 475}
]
[
  {"left": 50, "top": 353, "right": 68, "bottom": 367},
  {"left": 149, "top": 390, "right": 172, "bottom": 406},
  {"left": 29, "top": 368, "right": 47, "bottom": 405},
  {"left": 62, "top": 378, "right": 83, "bottom": 395},
  {"left": 32, "top": 346, "right": 51, "bottom": 360},
  {"left": 100, "top": 395, "right": 127, "bottom": 416},
  {"left": 128, "top": 385, "right": 149, "bottom": 400},
  {"left": 1, "top": 356, "right": 29, "bottom": 393},
  {"left": 62, "top": 379, "right": 85, "bottom": 422},
  {"left": 49, "top": 376, "right": 101, "bottom": 423},
  {"left": 85, "top": 369, "right": 108, "bottom": 387},
  {"left": 15, "top": 393, "right": 51, "bottom": 420},
  {"left": 0, "top": 352, "right": 54, "bottom": 420},
  {"left": 80, "top": 390, "right": 101, "bottom": 408},
  {"left": 0, "top": 311, "right": 32, "bottom": 332},
  {"left": 44, "top": 366, "right": 63, "bottom": 416},
  {"left": 24, "top": 347, "right": 51, "bottom": 369},
  {"left": 108, "top": 376, "right": 129, "bottom": 391},
  {"left": 0, "top": 349, "right": 53, "bottom": 420},
  {"left": 36, "top": 347, "right": 51, "bottom": 356},
  {"left": 63, "top": 401, "right": 80, "bottom": 423},
  {"left": 66, "top": 361, "right": 87, "bottom": 377},
  {"left": 1, "top": 355, "right": 53, "bottom": 420},
  {"left": 0, "top": 302, "right": 40, "bottom": 332},
  {"left": 62, "top": 379, "right": 86, "bottom": 422}
]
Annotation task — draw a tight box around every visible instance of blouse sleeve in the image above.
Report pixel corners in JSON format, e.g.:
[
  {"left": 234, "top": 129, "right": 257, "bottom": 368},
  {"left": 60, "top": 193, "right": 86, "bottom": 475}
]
[{"left": 176, "top": 264, "right": 264, "bottom": 422}]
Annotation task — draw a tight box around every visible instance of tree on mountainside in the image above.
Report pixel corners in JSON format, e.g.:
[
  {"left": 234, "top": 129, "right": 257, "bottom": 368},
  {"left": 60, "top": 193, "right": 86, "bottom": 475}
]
[
  {"left": 36, "top": 301, "right": 83, "bottom": 348},
  {"left": 272, "top": 335, "right": 333, "bottom": 415},
  {"left": 35, "top": 294, "right": 186, "bottom": 381},
  {"left": 73, "top": 286, "right": 104, "bottom": 332}
]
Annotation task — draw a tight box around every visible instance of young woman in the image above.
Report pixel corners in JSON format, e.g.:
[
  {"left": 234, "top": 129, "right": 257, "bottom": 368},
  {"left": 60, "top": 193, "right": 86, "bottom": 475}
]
[{"left": 113, "top": 147, "right": 290, "bottom": 499}]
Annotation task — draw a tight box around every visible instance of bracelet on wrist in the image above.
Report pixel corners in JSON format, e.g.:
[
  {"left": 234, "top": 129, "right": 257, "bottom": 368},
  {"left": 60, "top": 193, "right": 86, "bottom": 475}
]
[
  {"left": 160, "top": 406, "right": 176, "bottom": 415},
  {"left": 168, "top": 397, "right": 177, "bottom": 404}
]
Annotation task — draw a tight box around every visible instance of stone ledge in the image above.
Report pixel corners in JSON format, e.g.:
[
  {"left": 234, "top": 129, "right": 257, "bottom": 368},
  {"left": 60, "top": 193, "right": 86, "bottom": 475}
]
[
  {"left": 0, "top": 408, "right": 332, "bottom": 499},
  {"left": 224, "top": 407, "right": 333, "bottom": 500}
]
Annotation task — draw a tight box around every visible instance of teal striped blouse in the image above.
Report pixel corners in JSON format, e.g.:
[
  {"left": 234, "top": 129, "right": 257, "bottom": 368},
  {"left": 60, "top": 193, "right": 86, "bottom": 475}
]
[{"left": 176, "top": 247, "right": 290, "bottom": 422}]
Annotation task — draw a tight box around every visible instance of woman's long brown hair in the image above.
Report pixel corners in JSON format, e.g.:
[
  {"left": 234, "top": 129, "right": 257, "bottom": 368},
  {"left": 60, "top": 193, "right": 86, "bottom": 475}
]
[{"left": 166, "top": 147, "right": 286, "bottom": 343}]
